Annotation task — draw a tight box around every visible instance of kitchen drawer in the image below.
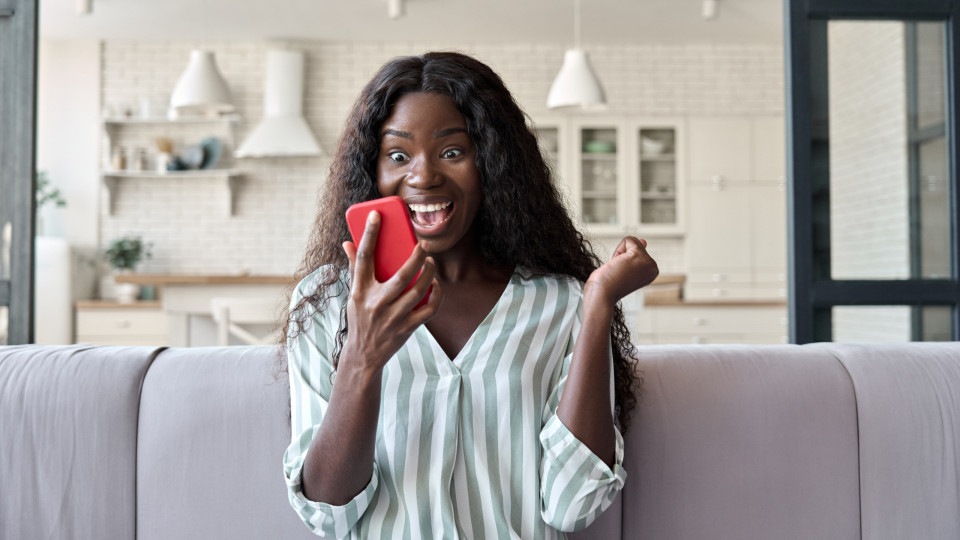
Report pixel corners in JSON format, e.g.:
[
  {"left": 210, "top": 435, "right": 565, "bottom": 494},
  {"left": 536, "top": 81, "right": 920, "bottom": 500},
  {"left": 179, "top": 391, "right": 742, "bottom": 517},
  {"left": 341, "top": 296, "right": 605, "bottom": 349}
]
[
  {"left": 650, "top": 305, "right": 786, "bottom": 335},
  {"left": 654, "top": 333, "right": 749, "bottom": 345},
  {"left": 684, "top": 285, "right": 756, "bottom": 301},
  {"left": 75, "top": 335, "right": 168, "bottom": 347},
  {"left": 752, "top": 286, "right": 788, "bottom": 301},
  {"left": 76, "top": 308, "right": 168, "bottom": 340},
  {"left": 627, "top": 310, "right": 655, "bottom": 334}
]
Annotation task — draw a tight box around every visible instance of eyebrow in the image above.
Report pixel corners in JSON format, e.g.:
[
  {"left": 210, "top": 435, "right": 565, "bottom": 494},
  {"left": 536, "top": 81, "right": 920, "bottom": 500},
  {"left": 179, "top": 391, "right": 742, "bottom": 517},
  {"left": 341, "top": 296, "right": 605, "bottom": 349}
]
[{"left": 381, "top": 127, "right": 468, "bottom": 140}]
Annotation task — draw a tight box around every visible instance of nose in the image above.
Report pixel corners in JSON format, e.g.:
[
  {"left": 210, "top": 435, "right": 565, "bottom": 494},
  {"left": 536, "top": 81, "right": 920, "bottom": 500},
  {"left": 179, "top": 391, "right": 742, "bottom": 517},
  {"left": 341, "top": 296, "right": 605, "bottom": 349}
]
[{"left": 405, "top": 156, "right": 444, "bottom": 189}]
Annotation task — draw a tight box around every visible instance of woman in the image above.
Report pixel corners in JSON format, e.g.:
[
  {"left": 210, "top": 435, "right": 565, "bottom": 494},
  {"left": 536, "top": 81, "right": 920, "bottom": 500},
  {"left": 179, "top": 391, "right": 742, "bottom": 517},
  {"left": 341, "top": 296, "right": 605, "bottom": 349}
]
[{"left": 282, "top": 51, "right": 658, "bottom": 539}]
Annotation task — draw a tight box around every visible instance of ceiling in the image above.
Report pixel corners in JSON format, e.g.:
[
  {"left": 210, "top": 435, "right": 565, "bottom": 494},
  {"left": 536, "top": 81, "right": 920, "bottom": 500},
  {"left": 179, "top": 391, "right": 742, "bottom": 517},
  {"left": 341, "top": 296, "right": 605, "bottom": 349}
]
[{"left": 40, "top": 0, "right": 784, "bottom": 44}]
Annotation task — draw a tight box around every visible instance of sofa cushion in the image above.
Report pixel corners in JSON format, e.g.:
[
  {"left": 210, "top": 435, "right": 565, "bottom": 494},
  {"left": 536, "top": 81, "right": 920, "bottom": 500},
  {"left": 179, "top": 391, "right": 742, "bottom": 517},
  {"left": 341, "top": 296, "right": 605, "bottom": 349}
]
[
  {"left": 136, "top": 345, "right": 321, "bottom": 540},
  {"left": 0, "top": 344, "right": 159, "bottom": 540},
  {"left": 622, "top": 344, "right": 862, "bottom": 540},
  {"left": 821, "top": 342, "right": 960, "bottom": 540}
]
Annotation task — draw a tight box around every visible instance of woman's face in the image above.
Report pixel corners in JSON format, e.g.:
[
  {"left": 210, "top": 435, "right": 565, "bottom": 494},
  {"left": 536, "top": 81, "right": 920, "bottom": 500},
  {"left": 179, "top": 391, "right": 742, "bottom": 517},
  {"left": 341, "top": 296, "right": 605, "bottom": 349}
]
[{"left": 377, "top": 92, "right": 482, "bottom": 256}]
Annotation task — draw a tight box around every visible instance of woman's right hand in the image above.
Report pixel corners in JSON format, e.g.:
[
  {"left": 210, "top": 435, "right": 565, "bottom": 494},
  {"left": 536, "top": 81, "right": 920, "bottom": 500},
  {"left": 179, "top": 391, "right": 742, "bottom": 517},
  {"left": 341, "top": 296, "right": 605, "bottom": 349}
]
[{"left": 340, "top": 210, "right": 442, "bottom": 373}]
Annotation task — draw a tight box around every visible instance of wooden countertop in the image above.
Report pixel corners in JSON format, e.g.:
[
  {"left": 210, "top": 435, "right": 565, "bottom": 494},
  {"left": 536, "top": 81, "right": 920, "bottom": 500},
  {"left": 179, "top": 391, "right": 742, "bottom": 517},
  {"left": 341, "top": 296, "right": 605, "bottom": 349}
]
[
  {"left": 113, "top": 273, "right": 686, "bottom": 287},
  {"left": 112, "top": 274, "right": 295, "bottom": 286},
  {"left": 643, "top": 298, "right": 786, "bottom": 307},
  {"left": 76, "top": 300, "right": 163, "bottom": 309}
]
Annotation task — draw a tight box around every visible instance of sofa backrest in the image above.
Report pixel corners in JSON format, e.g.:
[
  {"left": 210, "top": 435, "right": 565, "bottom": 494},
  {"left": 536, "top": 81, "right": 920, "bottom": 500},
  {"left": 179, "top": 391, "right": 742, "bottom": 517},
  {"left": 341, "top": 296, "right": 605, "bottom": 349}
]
[
  {"left": 0, "top": 345, "right": 159, "bottom": 540},
  {"left": 2, "top": 342, "right": 958, "bottom": 540},
  {"left": 135, "top": 345, "right": 318, "bottom": 540},
  {"left": 622, "top": 344, "right": 862, "bottom": 539},
  {"left": 814, "top": 342, "right": 960, "bottom": 539}
]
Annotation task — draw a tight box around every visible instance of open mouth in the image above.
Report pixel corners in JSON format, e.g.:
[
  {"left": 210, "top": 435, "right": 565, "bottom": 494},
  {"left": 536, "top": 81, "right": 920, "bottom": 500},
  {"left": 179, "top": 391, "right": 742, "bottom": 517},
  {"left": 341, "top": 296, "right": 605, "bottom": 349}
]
[{"left": 408, "top": 201, "right": 453, "bottom": 229}]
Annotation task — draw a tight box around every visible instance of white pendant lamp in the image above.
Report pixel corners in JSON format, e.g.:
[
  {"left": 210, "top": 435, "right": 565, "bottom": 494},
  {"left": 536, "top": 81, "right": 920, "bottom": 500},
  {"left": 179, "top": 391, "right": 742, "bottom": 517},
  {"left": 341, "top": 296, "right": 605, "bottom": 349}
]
[
  {"left": 235, "top": 49, "right": 322, "bottom": 157},
  {"left": 547, "top": 0, "right": 606, "bottom": 109},
  {"left": 169, "top": 50, "right": 234, "bottom": 117}
]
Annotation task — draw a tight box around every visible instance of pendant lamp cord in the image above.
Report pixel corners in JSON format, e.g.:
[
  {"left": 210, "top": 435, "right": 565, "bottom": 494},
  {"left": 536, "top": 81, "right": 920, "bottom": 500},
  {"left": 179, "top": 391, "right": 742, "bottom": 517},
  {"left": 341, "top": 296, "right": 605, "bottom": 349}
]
[{"left": 574, "top": 0, "right": 582, "bottom": 49}]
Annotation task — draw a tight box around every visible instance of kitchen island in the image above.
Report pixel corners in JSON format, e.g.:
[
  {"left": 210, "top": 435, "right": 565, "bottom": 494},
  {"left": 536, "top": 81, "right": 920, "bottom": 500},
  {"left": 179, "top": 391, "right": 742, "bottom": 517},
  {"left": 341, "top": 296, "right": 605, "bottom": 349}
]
[{"left": 113, "top": 274, "right": 295, "bottom": 347}]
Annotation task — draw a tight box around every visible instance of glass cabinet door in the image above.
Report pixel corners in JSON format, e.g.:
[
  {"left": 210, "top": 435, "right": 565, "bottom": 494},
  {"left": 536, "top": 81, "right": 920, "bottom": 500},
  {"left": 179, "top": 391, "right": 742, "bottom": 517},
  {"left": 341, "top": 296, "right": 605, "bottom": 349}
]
[
  {"left": 579, "top": 127, "right": 619, "bottom": 227},
  {"left": 637, "top": 126, "right": 679, "bottom": 228},
  {"left": 535, "top": 126, "right": 560, "bottom": 172}
]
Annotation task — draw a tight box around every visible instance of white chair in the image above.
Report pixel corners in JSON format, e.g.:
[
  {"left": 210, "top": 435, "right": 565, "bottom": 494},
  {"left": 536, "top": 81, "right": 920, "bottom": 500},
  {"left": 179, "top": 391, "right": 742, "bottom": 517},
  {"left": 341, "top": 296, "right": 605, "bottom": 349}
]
[{"left": 209, "top": 297, "right": 283, "bottom": 346}]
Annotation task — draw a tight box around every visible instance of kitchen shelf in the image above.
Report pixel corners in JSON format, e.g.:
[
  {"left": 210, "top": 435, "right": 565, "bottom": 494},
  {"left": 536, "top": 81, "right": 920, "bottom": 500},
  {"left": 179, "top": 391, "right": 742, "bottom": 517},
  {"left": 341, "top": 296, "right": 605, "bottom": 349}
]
[
  {"left": 103, "top": 115, "right": 240, "bottom": 146},
  {"left": 103, "top": 114, "right": 241, "bottom": 124},
  {"left": 102, "top": 169, "right": 242, "bottom": 217},
  {"left": 581, "top": 153, "right": 618, "bottom": 160},
  {"left": 582, "top": 190, "right": 619, "bottom": 199},
  {"left": 639, "top": 191, "right": 677, "bottom": 200}
]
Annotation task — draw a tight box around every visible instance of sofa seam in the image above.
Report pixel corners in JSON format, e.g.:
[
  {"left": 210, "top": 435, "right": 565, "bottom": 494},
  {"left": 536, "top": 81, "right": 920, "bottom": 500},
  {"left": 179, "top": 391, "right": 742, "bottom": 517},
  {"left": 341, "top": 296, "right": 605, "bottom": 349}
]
[
  {"left": 821, "top": 346, "right": 864, "bottom": 540},
  {"left": 134, "top": 346, "right": 167, "bottom": 540}
]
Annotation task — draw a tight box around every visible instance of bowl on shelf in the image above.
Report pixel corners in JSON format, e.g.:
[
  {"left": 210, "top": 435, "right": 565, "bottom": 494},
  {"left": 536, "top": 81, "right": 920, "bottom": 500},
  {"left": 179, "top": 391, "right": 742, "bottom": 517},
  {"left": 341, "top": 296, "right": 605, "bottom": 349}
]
[
  {"left": 583, "top": 140, "right": 616, "bottom": 153},
  {"left": 640, "top": 137, "right": 667, "bottom": 156},
  {"left": 199, "top": 137, "right": 222, "bottom": 169}
]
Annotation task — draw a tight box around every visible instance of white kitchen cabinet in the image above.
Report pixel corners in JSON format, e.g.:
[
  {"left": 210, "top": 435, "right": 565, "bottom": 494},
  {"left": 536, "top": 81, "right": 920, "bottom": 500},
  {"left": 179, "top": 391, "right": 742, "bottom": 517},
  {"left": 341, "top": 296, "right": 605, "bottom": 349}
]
[
  {"left": 531, "top": 117, "right": 571, "bottom": 202},
  {"left": 75, "top": 302, "right": 168, "bottom": 346},
  {"left": 630, "top": 304, "right": 788, "bottom": 345},
  {"left": 751, "top": 116, "right": 787, "bottom": 183},
  {"left": 551, "top": 116, "right": 684, "bottom": 237},
  {"left": 687, "top": 117, "right": 752, "bottom": 182},
  {"left": 685, "top": 115, "right": 787, "bottom": 301}
]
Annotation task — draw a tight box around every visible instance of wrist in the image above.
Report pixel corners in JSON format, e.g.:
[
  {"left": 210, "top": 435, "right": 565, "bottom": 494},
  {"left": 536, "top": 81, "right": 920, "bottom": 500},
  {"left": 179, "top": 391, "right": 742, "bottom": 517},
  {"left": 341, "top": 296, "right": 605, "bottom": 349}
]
[
  {"left": 583, "top": 280, "right": 617, "bottom": 311},
  {"left": 582, "top": 285, "right": 616, "bottom": 322},
  {"left": 338, "top": 340, "right": 385, "bottom": 388}
]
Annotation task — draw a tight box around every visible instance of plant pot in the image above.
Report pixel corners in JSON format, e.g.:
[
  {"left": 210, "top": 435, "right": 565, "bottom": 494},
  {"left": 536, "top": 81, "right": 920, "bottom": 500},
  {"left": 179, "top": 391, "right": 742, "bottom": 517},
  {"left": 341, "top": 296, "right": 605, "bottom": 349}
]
[
  {"left": 113, "top": 269, "right": 140, "bottom": 304},
  {"left": 115, "top": 282, "right": 140, "bottom": 304}
]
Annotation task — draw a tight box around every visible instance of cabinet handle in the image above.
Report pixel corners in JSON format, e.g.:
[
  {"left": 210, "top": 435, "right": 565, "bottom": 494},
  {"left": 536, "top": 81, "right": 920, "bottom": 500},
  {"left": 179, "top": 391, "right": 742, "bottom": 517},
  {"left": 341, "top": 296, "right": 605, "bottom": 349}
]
[
  {"left": 114, "top": 319, "right": 131, "bottom": 329},
  {"left": 712, "top": 288, "right": 728, "bottom": 297},
  {"left": 711, "top": 175, "right": 724, "bottom": 191},
  {"left": 691, "top": 336, "right": 704, "bottom": 344},
  {"left": 0, "top": 8, "right": 14, "bottom": 17},
  {"left": 712, "top": 273, "right": 725, "bottom": 282},
  {"left": 692, "top": 317, "right": 706, "bottom": 326}
]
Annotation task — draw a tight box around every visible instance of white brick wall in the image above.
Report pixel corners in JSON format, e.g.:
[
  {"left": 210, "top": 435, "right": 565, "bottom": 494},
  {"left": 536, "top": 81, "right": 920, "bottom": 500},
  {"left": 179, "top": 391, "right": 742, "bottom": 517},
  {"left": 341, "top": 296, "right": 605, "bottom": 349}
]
[
  {"left": 100, "top": 40, "right": 784, "bottom": 276},
  {"left": 827, "top": 22, "right": 911, "bottom": 341}
]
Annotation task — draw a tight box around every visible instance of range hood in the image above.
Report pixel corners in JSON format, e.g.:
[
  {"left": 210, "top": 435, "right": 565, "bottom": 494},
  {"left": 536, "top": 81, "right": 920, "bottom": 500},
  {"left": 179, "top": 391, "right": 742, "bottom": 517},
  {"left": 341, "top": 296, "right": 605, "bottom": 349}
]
[{"left": 235, "top": 49, "right": 322, "bottom": 158}]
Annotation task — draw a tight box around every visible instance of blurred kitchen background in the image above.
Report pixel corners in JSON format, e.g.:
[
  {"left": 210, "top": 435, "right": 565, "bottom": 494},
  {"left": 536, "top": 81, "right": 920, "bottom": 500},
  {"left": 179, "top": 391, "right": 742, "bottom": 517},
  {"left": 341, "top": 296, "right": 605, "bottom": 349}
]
[{"left": 26, "top": 0, "right": 947, "bottom": 347}]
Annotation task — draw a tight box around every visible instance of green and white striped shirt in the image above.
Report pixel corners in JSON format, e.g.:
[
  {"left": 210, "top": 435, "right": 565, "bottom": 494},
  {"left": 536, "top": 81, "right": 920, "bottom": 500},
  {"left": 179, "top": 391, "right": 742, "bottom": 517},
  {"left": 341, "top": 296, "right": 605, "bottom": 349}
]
[{"left": 283, "top": 266, "right": 626, "bottom": 539}]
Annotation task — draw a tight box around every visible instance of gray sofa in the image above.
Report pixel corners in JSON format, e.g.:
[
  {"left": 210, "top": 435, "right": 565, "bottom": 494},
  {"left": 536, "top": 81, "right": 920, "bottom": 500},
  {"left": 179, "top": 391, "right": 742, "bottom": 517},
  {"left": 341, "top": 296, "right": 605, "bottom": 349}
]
[{"left": 1, "top": 342, "right": 958, "bottom": 540}]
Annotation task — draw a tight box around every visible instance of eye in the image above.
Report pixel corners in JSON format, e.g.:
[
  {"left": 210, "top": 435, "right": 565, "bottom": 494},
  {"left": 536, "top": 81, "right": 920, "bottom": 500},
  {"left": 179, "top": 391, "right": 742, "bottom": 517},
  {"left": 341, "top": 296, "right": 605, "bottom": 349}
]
[
  {"left": 441, "top": 148, "right": 463, "bottom": 159},
  {"left": 387, "top": 151, "right": 409, "bottom": 163}
]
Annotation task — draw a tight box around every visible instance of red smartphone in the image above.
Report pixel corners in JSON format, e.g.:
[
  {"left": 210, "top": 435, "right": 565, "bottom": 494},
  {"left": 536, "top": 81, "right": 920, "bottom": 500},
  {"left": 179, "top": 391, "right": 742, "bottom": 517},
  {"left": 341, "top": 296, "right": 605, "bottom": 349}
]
[{"left": 345, "top": 196, "right": 431, "bottom": 307}]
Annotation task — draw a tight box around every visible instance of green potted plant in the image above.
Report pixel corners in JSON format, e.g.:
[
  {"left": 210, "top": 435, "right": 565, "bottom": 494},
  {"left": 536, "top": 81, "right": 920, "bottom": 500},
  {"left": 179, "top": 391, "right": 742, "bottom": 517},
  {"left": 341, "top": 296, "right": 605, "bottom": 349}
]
[
  {"left": 104, "top": 236, "right": 152, "bottom": 303},
  {"left": 36, "top": 171, "right": 66, "bottom": 236}
]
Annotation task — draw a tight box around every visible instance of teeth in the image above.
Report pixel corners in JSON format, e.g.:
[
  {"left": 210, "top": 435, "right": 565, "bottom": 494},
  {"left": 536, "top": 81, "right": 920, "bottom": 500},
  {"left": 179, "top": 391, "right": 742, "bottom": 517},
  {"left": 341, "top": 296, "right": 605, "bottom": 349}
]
[{"left": 408, "top": 202, "right": 451, "bottom": 213}]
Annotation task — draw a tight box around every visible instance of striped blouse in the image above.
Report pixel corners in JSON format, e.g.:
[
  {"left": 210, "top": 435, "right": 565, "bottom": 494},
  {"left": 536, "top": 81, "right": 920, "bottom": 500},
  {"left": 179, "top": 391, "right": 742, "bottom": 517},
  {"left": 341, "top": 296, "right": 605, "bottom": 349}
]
[{"left": 282, "top": 266, "right": 626, "bottom": 539}]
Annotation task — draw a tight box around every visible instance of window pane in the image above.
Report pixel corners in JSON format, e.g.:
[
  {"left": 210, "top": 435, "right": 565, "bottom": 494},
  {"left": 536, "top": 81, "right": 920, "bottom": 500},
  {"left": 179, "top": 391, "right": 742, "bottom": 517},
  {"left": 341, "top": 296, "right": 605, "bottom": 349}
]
[
  {"left": 1, "top": 221, "right": 10, "bottom": 281},
  {"left": 826, "top": 21, "right": 951, "bottom": 280},
  {"left": 832, "top": 305, "right": 952, "bottom": 342},
  {"left": 0, "top": 306, "right": 7, "bottom": 346},
  {"left": 916, "top": 22, "right": 946, "bottom": 130}
]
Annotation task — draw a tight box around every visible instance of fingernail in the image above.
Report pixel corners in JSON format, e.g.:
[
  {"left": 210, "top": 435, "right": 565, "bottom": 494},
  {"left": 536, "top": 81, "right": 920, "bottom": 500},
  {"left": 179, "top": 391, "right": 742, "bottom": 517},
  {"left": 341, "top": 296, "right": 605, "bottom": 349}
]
[{"left": 368, "top": 211, "right": 379, "bottom": 223}]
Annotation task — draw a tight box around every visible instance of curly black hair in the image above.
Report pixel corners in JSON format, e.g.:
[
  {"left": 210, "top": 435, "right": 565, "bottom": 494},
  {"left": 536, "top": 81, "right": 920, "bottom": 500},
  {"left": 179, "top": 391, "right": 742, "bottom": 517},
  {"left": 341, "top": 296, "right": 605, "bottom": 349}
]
[{"left": 282, "top": 51, "right": 642, "bottom": 431}]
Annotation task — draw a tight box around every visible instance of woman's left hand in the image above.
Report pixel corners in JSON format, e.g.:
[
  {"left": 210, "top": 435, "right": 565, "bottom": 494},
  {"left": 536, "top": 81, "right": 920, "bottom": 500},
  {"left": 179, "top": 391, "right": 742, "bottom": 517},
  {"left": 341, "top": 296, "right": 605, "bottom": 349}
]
[{"left": 585, "top": 236, "right": 659, "bottom": 306}]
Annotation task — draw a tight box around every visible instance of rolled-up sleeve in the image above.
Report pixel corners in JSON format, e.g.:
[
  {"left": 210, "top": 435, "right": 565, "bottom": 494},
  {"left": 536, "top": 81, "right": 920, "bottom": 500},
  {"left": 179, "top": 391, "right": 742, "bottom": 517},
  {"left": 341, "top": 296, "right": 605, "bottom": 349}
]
[
  {"left": 282, "top": 275, "right": 379, "bottom": 538},
  {"left": 538, "top": 310, "right": 627, "bottom": 532}
]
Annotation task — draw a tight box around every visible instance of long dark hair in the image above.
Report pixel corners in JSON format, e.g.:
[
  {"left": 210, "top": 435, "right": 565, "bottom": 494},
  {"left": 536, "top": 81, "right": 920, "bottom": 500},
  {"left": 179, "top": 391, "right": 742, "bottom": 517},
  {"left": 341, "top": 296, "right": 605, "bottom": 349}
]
[{"left": 282, "top": 51, "right": 641, "bottom": 430}]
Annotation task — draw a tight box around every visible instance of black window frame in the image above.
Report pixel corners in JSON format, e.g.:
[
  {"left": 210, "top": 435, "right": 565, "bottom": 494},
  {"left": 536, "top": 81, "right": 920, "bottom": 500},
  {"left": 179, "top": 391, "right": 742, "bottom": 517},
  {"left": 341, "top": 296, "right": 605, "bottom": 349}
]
[
  {"left": 0, "top": 0, "right": 39, "bottom": 344},
  {"left": 786, "top": 0, "right": 960, "bottom": 343}
]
